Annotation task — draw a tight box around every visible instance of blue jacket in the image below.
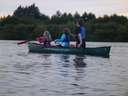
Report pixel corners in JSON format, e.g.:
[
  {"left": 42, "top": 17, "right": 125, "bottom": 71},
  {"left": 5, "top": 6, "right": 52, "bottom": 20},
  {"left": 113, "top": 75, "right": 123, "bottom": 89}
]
[
  {"left": 80, "top": 26, "right": 86, "bottom": 39},
  {"left": 59, "top": 33, "right": 70, "bottom": 47}
]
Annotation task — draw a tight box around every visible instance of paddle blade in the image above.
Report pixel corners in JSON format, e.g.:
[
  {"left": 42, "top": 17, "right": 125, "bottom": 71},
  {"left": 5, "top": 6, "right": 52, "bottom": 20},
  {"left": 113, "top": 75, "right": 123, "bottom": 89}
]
[{"left": 17, "top": 40, "right": 28, "bottom": 45}]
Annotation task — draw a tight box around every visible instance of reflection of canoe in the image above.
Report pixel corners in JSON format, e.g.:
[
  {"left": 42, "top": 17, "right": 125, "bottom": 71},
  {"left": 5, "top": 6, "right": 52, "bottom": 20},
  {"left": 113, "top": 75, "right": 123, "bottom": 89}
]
[{"left": 28, "top": 42, "right": 111, "bottom": 58}]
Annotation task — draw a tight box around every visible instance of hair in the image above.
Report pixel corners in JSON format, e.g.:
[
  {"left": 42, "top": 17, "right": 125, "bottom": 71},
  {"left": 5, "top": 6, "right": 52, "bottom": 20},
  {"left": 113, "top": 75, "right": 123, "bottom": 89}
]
[
  {"left": 78, "top": 19, "right": 84, "bottom": 26},
  {"left": 43, "top": 30, "right": 49, "bottom": 35},
  {"left": 43, "top": 30, "right": 52, "bottom": 41},
  {"left": 75, "top": 19, "right": 84, "bottom": 26},
  {"left": 63, "top": 28, "right": 69, "bottom": 32},
  {"left": 63, "top": 27, "right": 70, "bottom": 35}
]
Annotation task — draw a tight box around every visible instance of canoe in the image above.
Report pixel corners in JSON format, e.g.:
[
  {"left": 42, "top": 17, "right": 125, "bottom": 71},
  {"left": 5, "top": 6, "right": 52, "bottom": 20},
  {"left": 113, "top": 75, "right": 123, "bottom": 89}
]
[{"left": 28, "top": 42, "right": 111, "bottom": 57}]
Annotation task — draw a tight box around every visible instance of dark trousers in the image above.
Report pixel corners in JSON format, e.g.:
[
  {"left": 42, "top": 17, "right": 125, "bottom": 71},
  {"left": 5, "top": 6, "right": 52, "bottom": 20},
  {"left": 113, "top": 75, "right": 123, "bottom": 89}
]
[
  {"left": 44, "top": 41, "right": 51, "bottom": 47},
  {"left": 81, "top": 39, "right": 86, "bottom": 48},
  {"left": 76, "top": 38, "right": 86, "bottom": 48}
]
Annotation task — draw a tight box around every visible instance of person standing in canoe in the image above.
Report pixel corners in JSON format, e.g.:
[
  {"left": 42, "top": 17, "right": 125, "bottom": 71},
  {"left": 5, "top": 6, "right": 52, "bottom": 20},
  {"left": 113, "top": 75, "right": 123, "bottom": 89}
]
[
  {"left": 75, "top": 19, "right": 86, "bottom": 48},
  {"left": 55, "top": 28, "right": 70, "bottom": 48}
]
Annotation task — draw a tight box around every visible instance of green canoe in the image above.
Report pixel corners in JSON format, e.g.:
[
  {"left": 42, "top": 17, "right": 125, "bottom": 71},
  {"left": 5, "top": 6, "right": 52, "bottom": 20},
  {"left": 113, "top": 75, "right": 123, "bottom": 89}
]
[{"left": 28, "top": 42, "right": 111, "bottom": 57}]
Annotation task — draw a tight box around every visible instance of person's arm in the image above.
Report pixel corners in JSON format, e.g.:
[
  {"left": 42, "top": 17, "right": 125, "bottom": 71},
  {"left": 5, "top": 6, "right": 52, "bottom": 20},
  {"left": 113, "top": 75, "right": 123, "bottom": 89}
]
[
  {"left": 49, "top": 34, "right": 52, "bottom": 41},
  {"left": 78, "top": 33, "right": 82, "bottom": 48},
  {"left": 60, "top": 34, "right": 65, "bottom": 42},
  {"left": 69, "top": 31, "right": 75, "bottom": 37},
  {"left": 70, "top": 32, "right": 77, "bottom": 40}
]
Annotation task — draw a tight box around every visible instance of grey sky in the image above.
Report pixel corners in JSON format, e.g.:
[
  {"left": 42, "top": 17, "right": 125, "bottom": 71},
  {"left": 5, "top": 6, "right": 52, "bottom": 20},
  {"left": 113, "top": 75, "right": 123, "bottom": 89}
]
[{"left": 0, "top": 0, "right": 128, "bottom": 17}]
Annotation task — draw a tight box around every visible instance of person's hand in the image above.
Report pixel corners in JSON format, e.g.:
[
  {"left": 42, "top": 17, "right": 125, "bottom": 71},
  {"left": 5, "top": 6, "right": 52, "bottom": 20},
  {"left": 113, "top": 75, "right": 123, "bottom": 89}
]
[{"left": 77, "top": 44, "right": 81, "bottom": 48}]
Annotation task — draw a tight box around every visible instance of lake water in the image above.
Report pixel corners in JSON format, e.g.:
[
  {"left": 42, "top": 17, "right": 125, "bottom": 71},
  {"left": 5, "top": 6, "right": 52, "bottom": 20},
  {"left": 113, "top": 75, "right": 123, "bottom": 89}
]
[{"left": 0, "top": 40, "right": 128, "bottom": 96}]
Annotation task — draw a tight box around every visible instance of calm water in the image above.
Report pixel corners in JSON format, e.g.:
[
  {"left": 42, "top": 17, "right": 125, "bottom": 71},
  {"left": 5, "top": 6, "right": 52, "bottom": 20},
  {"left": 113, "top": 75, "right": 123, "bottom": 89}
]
[{"left": 0, "top": 40, "right": 128, "bottom": 96}]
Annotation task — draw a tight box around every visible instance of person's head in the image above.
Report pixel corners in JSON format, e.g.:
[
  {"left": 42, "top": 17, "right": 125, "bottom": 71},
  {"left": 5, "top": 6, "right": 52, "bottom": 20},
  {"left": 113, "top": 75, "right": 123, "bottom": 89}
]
[
  {"left": 79, "top": 19, "right": 84, "bottom": 26},
  {"left": 43, "top": 30, "right": 50, "bottom": 36},
  {"left": 76, "top": 22, "right": 80, "bottom": 27},
  {"left": 75, "top": 19, "right": 84, "bottom": 27},
  {"left": 75, "top": 20, "right": 80, "bottom": 27},
  {"left": 63, "top": 28, "right": 70, "bottom": 34},
  {"left": 43, "top": 30, "right": 52, "bottom": 41}
]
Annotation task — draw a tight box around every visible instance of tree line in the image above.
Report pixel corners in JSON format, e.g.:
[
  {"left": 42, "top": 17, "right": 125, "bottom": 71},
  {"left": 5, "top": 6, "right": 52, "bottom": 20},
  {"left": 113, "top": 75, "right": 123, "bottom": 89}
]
[{"left": 0, "top": 4, "right": 128, "bottom": 42}]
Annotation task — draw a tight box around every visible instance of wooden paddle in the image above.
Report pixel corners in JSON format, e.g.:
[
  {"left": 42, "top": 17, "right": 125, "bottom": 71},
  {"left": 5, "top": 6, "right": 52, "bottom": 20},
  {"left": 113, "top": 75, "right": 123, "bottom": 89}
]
[
  {"left": 17, "top": 36, "right": 44, "bottom": 45},
  {"left": 17, "top": 40, "right": 29, "bottom": 45}
]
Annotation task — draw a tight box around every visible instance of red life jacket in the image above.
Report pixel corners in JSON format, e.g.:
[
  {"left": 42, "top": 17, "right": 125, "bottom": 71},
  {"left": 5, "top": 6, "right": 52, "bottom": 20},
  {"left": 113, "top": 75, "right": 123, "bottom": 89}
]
[{"left": 36, "top": 36, "right": 44, "bottom": 43}]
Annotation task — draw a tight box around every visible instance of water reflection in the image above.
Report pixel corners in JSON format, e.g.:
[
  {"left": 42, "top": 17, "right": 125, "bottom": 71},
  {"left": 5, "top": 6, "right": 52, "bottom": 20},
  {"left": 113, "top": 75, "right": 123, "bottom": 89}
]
[
  {"left": 73, "top": 55, "right": 87, "bottom": 68},
  {"left": 60, "top": 55, "right": 70, "bottom": 67},
  {"left": 58, "top": 55, "right": 70, "bottom": 78},
  {"left": 73, "top": 55, "right": 87, "bottom": 81},
  {"left": 39, "top": 54, "right": 52, "bottom": 70},
  {"left": 39, "top": 54, "right": 51, "bottom": 60}
]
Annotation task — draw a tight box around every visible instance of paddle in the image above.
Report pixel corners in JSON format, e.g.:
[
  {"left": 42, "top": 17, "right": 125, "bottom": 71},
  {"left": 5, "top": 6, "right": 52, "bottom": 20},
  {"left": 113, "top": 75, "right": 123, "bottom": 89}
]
[
  {"left": 17, "top": 36, "right": 45, "bottom": 45},
  {"left": 17, "top": 40, "right": 29, "bottom": 45}
]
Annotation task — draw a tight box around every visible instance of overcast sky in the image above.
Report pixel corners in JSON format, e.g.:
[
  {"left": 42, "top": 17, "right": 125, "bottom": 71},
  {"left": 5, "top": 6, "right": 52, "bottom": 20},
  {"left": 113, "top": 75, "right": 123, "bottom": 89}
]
[{"left": 0, "top": 0, "right": 128, "bottom": 17}]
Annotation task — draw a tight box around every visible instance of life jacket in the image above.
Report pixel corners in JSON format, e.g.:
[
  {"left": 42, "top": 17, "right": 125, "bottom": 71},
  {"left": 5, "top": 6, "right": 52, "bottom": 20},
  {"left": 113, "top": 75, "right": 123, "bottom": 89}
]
[
  {"left": 60, "top": 33, "right": 70, "bottom": 43},
  {"left": 59, "top": 33, "right": 70, "bottom": 48},
  {"left": 36, "top": 36, "right": 44, "bottom": 43},
  {"left": 62, "top": 33, "right": 70, "bottom": 42}
]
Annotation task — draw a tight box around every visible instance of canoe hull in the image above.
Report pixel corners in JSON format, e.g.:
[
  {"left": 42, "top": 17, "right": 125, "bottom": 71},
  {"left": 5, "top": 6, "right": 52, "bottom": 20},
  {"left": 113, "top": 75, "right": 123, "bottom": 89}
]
[{"left": 28, "top": 43, "right": 111, "bottom": 57}]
